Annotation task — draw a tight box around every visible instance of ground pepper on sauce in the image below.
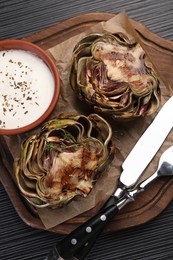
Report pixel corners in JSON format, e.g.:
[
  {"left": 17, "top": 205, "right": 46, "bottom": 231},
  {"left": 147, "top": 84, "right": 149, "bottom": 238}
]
[{"left": 0, "top": 50, "right": 54, "bottom": 129}]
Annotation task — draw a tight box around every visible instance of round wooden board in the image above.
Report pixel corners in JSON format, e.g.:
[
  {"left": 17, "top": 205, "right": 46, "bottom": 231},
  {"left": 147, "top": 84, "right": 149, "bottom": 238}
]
[{"left": 1, "top": 12, "right": 173, "bottom": 234}]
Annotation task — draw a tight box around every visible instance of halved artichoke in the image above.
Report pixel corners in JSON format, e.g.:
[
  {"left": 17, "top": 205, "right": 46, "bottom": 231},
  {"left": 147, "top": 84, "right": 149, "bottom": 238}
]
[
  {"left": 70, "top": 33, "right": 161, "bottom": 120},
  {"left": 14, "top": 113, "right": 115, "bottom": 208}
]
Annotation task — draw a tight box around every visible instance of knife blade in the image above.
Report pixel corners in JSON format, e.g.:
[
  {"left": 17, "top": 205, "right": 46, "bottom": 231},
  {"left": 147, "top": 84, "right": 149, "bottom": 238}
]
[
  {"left": 113, "top": 96, "right": 173, "bottom": 198},
  {"left": 45, "top": 96, "right": 173, "bottom": 260}
]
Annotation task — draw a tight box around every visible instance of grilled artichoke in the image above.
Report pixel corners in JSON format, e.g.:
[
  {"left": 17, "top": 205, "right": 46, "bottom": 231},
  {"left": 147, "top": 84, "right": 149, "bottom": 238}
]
[
  {"left": 70, "top": 33, "right": 161, "bottom": 120},
  {"left": 14, "top": 113, "right": 115, "bottom": 208}
]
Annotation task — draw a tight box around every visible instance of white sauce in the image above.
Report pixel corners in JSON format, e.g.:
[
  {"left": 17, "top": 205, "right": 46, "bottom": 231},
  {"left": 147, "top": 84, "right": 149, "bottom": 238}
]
[{"left": 0, "top": 50, "right": 55, "bottom": 129}]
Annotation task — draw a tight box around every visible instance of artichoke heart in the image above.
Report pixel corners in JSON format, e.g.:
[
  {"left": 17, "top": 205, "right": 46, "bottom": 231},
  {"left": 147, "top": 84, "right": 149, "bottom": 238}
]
[
  {"left": 14, "top": 113, "right": 115, "bottom": 208},
  {"left": 70, "top": 33, "right": 161, "bottom": 120}
]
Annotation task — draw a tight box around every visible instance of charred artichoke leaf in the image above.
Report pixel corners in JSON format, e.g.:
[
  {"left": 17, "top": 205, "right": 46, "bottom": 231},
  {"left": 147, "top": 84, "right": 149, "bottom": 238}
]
[
  {"left": 73, "top": 33, "right": 103, "bottom": 54},
  {"left": 14, "top": 113, "right": 114, "bottom": 208}
]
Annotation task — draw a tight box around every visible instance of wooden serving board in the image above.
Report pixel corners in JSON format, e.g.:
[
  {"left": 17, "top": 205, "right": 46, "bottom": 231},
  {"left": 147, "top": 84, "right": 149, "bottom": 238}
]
[{"left": 1, "top": 12, "right": 173, "bottom": 235}]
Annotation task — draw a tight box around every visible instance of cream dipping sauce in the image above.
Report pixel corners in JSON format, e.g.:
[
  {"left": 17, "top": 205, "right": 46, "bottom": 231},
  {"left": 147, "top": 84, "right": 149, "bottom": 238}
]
[{"left": 0, "top": 50, "right": 54, "bottom": 129}]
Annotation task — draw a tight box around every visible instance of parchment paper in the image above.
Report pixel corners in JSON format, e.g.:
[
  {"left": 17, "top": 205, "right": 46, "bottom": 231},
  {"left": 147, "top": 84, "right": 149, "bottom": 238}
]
[{"left": 3, "top": 12, "right": 172, "bottom": 229}]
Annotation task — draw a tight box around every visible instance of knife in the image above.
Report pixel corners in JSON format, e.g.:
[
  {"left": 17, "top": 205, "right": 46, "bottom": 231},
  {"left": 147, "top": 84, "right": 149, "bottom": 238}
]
[
  {"left": 72, "top": 146, "right": 173, "bottom": 260},
  {"left": 45, "top": 96, "right": 173, "bottom": 260}
]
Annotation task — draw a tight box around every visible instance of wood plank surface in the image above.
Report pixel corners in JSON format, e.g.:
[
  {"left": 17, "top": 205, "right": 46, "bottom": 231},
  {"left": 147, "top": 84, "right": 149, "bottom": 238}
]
[{"left": 1, "top": 12, "right": 173, "bottom": 235}]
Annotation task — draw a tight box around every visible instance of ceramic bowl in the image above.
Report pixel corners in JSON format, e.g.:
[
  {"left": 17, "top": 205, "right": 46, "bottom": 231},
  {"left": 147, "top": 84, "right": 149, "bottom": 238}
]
[{"left": 0, "top": 39, "right": 60, "bottom": 135}]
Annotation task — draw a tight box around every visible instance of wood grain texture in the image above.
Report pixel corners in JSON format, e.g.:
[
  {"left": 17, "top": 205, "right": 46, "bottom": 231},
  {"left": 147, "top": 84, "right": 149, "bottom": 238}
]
[{"left": 1, "top": 12, "right": 173, "bottom": 235}]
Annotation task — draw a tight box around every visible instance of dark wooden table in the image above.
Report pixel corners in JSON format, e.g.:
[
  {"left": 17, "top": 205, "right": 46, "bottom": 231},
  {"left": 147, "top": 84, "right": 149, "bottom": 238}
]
[{"left": 1, "top": 1, "right": 173, "bottom": 259}]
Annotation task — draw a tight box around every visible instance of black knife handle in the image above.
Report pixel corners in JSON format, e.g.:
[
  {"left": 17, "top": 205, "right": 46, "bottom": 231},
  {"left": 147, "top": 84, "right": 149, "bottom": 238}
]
[
  {"left": 54, "top": 203, "right": 119, "bottom": 259},
  {"left": 74, "top": 195, "right": 120, "bottom": 260},
  {"left": 100, "top": 195, "right": 121, "bottom": 210}
]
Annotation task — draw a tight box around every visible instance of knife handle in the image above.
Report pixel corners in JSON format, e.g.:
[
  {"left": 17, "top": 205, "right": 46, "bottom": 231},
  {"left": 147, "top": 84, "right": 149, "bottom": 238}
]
[
  {"left": 54, "top": 204, "right": 119, "bottom": 259},
  {"left": 74, "top": 195, "right": 120, "bottom": 260},
  {"left": 99, "top": 195, "right": 121, "bottom": 210}
]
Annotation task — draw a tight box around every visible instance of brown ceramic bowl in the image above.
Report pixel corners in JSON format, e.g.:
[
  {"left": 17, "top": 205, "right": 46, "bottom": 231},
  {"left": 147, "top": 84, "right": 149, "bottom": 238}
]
[{"left": 0, "top": 39, "right": 60, "bottom": 135}]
